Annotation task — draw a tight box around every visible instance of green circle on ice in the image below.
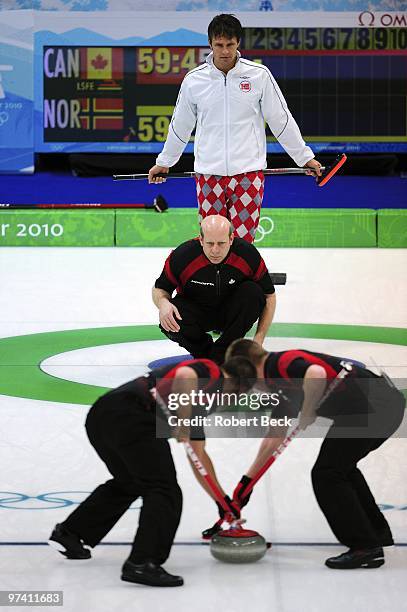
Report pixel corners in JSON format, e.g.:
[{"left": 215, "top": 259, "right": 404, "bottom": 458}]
[{"left": 0, "top": 324, "right": 405, "bottom": 405}]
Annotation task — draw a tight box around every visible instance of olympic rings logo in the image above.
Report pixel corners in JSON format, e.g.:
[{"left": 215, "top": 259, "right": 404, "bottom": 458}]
[
  {"left": 0, "top": 492, "right": 404, "bottom": 512},
  {"left": 254, "top": 216, "right": 274, "bottom": 244},
  {"left": 0, "top": 112, "right": 9, "bottom": 127},
  {"left": 0, "top": 492, "right": 142, "bottom": 510}
]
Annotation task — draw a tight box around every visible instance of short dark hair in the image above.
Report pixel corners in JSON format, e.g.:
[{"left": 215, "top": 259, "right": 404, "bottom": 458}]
[
  {"left": 208, "top": 14, "right": 243, "bottom": 44},
  {"left": 221, "top": 356, "right": 256, "bottom": 392}
]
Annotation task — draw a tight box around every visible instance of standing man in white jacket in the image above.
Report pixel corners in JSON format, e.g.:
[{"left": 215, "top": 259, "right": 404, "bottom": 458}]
[{"left": 149, "top": 14, "right": 321, "bottom": 243}]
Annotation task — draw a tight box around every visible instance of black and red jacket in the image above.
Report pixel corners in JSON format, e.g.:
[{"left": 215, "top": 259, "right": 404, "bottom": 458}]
[
  {"left": 92, "top": 359, "right": 222, "bottom": 439},
  {"left": 264, "top": 349, "right": 363, "bottom": 381},
  {"left": 151, "top": 358, "right": 223, "bottom": 440},
  {"left": 100, "top": 358, "right": 222, "bottom": 409},
  {"left": 151, "top": 358, "right": 223, "bottom": 409},
  {"left": 264, "top": 349, "right": 375, "bottom": 418},
  {"left": 154, "top": 237, "right": 274, "bottom": 308}
]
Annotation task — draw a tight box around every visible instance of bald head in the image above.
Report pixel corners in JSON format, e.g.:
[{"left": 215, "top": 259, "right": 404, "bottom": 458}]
[
  {"left": 200, "top": 215, "right": 233, "bottom": 239},
  {"left": 199, "top": 215, "right": 234, "bottom": 263}
]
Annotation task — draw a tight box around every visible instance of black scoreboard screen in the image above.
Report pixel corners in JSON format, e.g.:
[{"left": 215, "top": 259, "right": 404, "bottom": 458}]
[{"left": 41, "top": 28, "right": 407, "bottom": 154}]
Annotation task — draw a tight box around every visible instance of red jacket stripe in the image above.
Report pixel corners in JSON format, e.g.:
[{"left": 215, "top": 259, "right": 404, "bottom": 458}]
[
  {"left": 226, "top": 253, "right": 253, "bottom": 277},
  {"left": 278, "top": 350, "right": 338, "bottom": 380},
  {"left": 164, "top": 253, "right": 178, "bottom": 288},
  {"left": 161, "top": 359, "right": 221, "bottom": 383},
  {"left": 253, "top": 258, "right": 267, "bottom": 282},
  {"left": 179, "top": 254, "right": 210, "bottom": 287}
]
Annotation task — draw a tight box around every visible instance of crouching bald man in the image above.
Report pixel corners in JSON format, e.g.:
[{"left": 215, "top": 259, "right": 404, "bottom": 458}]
[{"left": 152, "top": 215, "right": 276, "bottom": 364}]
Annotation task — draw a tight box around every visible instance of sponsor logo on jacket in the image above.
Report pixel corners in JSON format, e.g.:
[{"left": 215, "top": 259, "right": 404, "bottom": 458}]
[{"left": 191, "top": 280, "right": 214, "bottom": 286}]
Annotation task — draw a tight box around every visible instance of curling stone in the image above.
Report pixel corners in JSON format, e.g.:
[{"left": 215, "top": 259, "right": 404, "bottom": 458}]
[{"left": 210, "top": 527, "right": 267, "bottom": 563}]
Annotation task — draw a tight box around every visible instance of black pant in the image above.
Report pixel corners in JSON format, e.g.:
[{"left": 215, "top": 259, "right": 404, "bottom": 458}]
[
  {"left": 62, "top": 386, "right": 182, "bottom": 565},
  {"left": 161, "top": 280, "right": 266, "bottom": 363},
  {"left": 311, "top": 381, "right": 405, "bottom": 549}
]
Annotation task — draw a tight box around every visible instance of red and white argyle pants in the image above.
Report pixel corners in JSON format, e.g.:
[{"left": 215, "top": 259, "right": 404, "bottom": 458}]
[{"left": 195, "top": 171, "right": 264, "bottom": 243}]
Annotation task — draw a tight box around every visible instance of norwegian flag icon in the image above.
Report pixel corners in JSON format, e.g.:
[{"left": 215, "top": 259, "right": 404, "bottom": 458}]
[{"left": 240, "top": 81, "right": 251, "bottom": 92}]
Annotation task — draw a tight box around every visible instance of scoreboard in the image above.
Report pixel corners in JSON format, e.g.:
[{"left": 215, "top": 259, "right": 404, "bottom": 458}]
[
  {"left": 241, "top": 27, "right": 407, "bottom": 51},
  {"left": 41, "top": 28, "right": 407, "bottom": 153}
]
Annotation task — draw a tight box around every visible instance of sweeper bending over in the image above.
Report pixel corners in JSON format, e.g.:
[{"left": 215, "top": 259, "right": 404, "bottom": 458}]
[
  {"left": 48, "top": 355, "right": 254, "bottom": 587},
  {"left": 226, "top": 339, "right": 405, "bottom": 570}
]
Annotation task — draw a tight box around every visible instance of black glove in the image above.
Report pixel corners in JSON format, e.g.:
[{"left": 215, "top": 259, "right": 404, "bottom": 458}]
[
  {"left": 216, "top": 495, "right": 241, "bottom": 520},
  {"left": 233, "top": 475, "right": 253, "bottom": 509},
  {"left": 201, "top": 518, "right": 223, "bottom": 540}
]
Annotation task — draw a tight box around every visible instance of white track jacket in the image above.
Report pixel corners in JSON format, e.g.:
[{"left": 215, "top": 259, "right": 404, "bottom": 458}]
[{"left": 156, "top": 51, "right": 314, "bottom": 176}]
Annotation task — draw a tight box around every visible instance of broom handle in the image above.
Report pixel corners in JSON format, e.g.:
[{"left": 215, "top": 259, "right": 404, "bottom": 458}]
[
  {"left": 155, "top": 390, "right": 233, "bottom": 516},
  {"left": 240, "top": 362, "right": 354, "bottom": 500},
  {"left": 183, "top": 441, "right": 233, "bottom": 517},
  {"left": 113, "top": 154, "right": 346, "bottom": 186},
  {"left": 239, "top": 426, "right": 300, "bottom": 500},
  {"left": 113, "top": 167, "right": 326, "bottom": 181}
]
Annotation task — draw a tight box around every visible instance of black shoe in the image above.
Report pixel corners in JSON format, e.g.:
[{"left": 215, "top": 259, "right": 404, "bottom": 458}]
[
  {"left": 121, "top": 561, "right": 183, "bottom": 587},
  {"left": 48, "top": 524, "right": 91, "bottom": 560},
  {"left": 325, "top": 547, "right": 384, "bottom": 570},
  {"left": 202, "top": 519, "right": 223, "bottom": 540}
]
